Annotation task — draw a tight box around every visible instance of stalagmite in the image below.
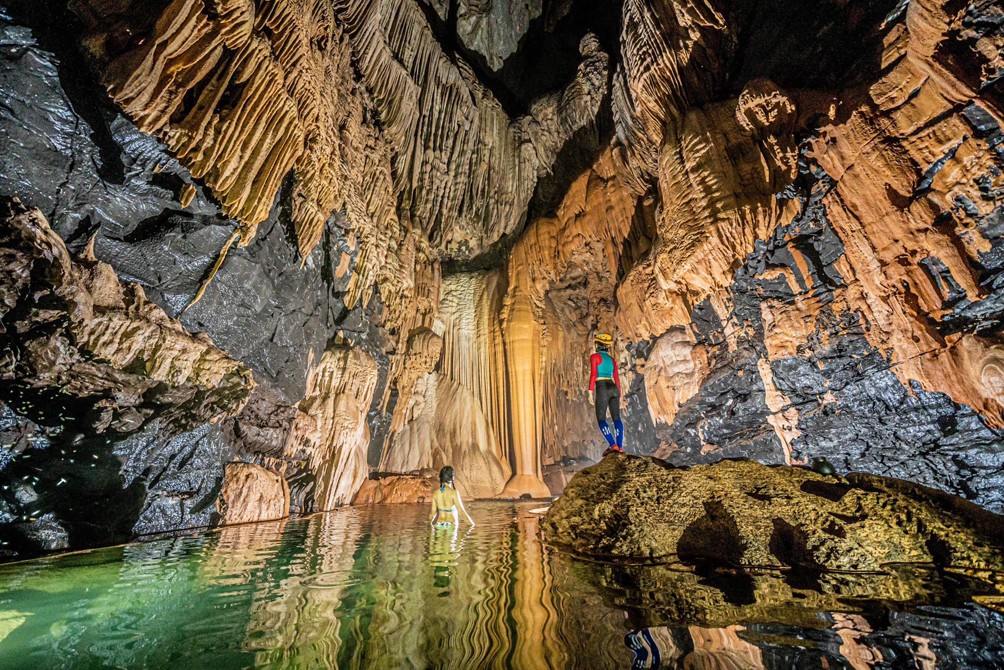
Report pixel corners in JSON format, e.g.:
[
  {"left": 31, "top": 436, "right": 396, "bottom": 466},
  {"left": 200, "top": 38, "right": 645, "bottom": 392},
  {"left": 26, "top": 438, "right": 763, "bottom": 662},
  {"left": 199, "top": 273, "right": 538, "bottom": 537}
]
[
  {"left": 500, "top": 292, "right": 550, "bottom": 498},
  {"left": 501, "top": 150, "right": 637, "bottom": 496}
]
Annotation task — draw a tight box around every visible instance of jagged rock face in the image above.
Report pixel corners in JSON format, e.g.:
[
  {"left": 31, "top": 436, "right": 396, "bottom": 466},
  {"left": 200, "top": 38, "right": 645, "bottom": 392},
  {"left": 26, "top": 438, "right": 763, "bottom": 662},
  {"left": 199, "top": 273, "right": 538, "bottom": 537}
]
[
  {"left": 70, "top": 0, "right": 400, "bottom": 261},
  {"left": 544, "top": 456, "right": 1004, "bottom": 574},
  {"left": 0, "top": 197, "right": 254, "bottom": 555},
  {"left": 0, "top": 198, "right": 253, "bottom": 435}
]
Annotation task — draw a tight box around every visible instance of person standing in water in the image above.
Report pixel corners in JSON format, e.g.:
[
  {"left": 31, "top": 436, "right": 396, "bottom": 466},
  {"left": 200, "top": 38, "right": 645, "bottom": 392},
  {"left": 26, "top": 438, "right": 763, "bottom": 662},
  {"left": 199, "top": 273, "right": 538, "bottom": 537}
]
[
  {"left": 430, "top": 466, "right": 475, "bottom": 527},
  {"left": 589, "top": 333, "right": 624, "bottom": 456}
]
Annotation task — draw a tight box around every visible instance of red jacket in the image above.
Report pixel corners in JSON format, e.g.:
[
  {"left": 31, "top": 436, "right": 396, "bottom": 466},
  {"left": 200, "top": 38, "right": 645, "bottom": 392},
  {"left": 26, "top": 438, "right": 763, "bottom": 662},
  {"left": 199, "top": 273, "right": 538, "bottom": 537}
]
[{"left": 589, "top": 352, "right": 620, "bottom": 392}]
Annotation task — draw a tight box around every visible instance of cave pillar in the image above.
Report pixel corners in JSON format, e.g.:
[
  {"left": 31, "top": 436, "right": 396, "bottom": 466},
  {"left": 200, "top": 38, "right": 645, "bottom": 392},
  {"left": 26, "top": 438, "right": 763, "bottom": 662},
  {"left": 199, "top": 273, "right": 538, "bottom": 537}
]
[{"left": 501, "top": 293, "right": 551, "bottom": 498}]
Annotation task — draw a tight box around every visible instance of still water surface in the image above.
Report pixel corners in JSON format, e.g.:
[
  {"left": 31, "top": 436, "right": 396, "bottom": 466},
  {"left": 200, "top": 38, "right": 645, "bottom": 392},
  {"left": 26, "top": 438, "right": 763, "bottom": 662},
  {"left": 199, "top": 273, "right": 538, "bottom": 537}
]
[{"left": 0, "top": 502, "right": 1002, "bottom": 669}]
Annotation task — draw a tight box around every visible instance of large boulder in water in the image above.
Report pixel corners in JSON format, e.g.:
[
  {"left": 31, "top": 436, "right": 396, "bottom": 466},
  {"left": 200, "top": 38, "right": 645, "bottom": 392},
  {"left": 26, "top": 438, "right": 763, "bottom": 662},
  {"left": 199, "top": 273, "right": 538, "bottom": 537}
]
[{"left": 542, "top": 456, "right": 1004, "bottom": 574}]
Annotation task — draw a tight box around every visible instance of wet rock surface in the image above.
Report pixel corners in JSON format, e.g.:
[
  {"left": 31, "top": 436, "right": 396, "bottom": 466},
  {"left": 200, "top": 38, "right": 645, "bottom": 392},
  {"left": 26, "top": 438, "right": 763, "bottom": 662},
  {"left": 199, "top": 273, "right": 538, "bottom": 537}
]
[
  {"left": 0, "top": 197, "right": 255, "bottom": 557},
  {"left": 217, "top": 462, "right": 290, "bottom": 525},
  {"left": 0, "top": 7, "right": 384, "bottom": 558},
  {"left": 655, "top": 199, "right": 1004, "bottom": 511}
]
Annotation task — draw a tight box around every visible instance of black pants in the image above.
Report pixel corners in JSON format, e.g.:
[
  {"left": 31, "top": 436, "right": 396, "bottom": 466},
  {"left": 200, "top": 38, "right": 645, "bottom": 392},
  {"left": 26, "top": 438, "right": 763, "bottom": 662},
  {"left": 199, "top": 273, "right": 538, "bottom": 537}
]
[{"left": 594, "top": 380, "right": 621, "bottom": 423}]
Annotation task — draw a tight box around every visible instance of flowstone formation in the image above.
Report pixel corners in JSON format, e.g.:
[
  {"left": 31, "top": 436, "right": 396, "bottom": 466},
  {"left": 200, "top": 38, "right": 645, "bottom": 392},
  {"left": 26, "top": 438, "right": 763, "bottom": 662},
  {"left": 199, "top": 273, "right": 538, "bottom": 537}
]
[{"left": 1, "top": 0, "right": 1004, "bottom": 559}]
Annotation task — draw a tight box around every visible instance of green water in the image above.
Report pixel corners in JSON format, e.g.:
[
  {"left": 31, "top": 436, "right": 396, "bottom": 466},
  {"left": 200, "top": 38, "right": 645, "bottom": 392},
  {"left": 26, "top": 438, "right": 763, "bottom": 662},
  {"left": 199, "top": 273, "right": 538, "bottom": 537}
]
[{"left": 0, "top": 502, "right": 1002, "bottom": 669}]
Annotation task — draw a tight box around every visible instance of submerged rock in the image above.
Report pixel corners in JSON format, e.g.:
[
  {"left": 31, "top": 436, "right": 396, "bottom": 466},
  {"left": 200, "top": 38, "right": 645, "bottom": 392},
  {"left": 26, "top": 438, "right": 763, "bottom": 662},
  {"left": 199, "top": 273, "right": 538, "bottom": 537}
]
[{"left": 542, "top": 456, "right": 1004, "bottom": 574}]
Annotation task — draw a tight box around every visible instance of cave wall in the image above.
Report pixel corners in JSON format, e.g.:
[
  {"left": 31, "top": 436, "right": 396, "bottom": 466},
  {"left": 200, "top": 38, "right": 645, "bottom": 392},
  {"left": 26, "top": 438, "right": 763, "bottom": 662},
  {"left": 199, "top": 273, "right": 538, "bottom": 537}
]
[
  {"left": 487, "top": 0, "right": 1004, "bottom": 507},
  {"left": 606, "top": 0, "right": 1004, "bottom": 509},
  {"left": 0, "top": 0, "right": 1002, "bottom": 560}
]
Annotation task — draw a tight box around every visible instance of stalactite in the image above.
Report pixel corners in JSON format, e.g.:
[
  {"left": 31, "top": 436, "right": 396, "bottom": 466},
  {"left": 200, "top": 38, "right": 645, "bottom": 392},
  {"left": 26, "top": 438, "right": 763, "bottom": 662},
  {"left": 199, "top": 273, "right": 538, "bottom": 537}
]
[
  {"left": 71, "top": 0, "right": 402, "bottom": 264},
  {"left": 379, "top": 273, "right": 511, "bottom": 497},
  {"left": 500, "top": 293, "right": 549, "bottom": 497},
  {"left": 438, "top": 272, "right": 511, "bottom": 470},
  {"left": 334, "top": 0, "right": 609, "bottom": 258},
  {"left": 612, "top": 0, "right": 730, "bottom": 193}
]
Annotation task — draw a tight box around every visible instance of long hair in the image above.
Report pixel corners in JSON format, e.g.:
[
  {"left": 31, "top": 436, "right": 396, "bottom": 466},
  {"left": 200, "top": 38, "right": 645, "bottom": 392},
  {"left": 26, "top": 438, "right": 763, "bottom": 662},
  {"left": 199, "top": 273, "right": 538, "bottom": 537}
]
[{"left": 439, "top": 466, "right": 455, "bottom": 490}]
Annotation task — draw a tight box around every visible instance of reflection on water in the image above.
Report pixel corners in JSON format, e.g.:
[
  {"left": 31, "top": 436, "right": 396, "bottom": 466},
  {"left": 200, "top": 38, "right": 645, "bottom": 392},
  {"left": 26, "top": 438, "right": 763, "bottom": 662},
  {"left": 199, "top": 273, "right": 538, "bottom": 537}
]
[{"left": 0, "top": 502, "right": 1000, "bottom": 668}]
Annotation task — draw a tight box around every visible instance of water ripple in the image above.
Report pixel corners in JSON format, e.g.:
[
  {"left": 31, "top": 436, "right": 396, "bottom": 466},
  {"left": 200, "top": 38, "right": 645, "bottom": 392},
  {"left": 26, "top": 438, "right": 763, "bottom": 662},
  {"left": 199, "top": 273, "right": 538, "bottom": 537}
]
[{"left": 0, "top": 502, "right": 1001, "bottom": 668}]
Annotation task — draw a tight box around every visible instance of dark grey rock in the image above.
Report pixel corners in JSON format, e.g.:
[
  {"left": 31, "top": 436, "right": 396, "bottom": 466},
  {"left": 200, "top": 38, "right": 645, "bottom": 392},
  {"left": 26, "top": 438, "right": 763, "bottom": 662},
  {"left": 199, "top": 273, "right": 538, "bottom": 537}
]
[
  {"left": 0, "top": 19, "right": 205, "bottom": 249},
  {"left": 648, "top": 163, "right": 1004, "bottom": 512},
  {"left": 115, "top": 421, "right": 232, "bottom": 536},
  {"left": 0, "top": 8, "right": 369, "bottom": 558},
  {"left": 13, "top": 512, "right": 68, "bottom": 551}
]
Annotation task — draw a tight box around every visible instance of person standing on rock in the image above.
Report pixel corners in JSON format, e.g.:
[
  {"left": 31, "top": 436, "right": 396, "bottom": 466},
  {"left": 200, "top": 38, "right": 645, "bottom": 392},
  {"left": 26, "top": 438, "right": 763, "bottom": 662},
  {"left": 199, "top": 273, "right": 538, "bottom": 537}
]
[
  {"left": 588, "top": 333, "right": 624, "bottom": 456},
  {"left": 430, "top": 466, "right": 475, "bottom": 527}
]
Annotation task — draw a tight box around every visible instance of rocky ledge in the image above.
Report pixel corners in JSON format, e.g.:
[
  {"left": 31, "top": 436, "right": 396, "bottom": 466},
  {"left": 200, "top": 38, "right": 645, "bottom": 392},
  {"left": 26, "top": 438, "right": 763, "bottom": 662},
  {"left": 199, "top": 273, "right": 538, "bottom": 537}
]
[{"left": 542, "top": 456, "right": 1004, "bottom": 575}]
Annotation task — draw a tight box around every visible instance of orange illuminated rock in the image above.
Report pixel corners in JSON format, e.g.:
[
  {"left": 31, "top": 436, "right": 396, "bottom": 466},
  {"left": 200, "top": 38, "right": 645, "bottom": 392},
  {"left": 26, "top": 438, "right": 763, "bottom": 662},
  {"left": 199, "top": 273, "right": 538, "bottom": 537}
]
[
  {"left": 218, "top": 462, "right": 290, "bottom": 525},
  {"left": 286, "top": 346, "right": 379, "bottom": 510},
  {"left": 644, "top": 327, "right": 709, "bottom": 428},
  {"left": 501, "top": 149, "right": 637, "bottom": 496},
  {"left": 352, "top": 475, "right": 436, "bottom": 505}
]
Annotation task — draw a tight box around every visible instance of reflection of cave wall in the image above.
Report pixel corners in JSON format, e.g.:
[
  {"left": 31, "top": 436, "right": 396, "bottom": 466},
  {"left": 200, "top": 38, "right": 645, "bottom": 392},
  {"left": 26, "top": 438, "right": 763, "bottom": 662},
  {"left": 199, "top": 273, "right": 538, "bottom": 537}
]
[{"left": 1, "top": 0, "right": 1003, "bottom": 560}]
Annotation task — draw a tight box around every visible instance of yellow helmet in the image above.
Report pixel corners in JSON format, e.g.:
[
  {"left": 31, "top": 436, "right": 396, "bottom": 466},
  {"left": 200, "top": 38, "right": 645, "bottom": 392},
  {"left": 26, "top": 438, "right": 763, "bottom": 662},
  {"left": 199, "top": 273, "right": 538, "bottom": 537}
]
[{"left": 593, "top": 333, "right": 613, "bottom": 346}]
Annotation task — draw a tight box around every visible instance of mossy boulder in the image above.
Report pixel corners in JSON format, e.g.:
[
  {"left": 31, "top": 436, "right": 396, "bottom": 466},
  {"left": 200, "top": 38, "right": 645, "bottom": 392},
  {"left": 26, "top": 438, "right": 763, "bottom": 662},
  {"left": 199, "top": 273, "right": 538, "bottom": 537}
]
[{"left": 542, "top": 456, "right": 1004, "bottom": 574}]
